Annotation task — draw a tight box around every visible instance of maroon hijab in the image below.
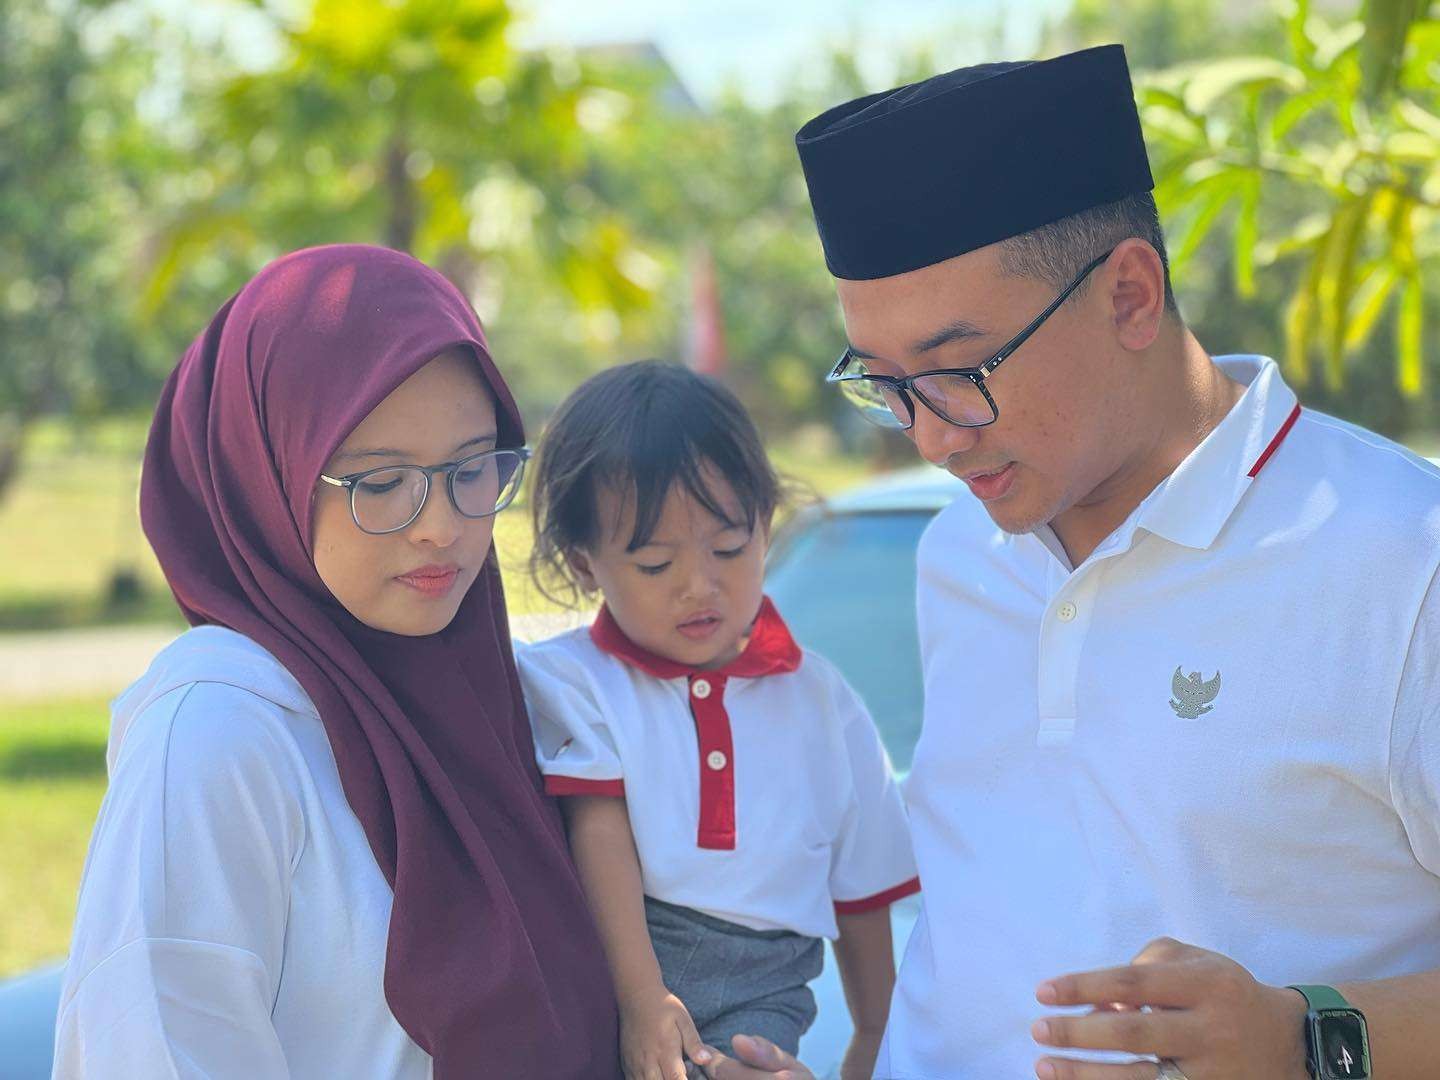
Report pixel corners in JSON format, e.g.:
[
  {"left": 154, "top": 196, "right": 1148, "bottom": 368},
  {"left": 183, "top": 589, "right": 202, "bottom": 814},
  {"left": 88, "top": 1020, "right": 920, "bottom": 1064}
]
[{"left": 140, "top": 244, "right": 620, "bottom": 1077}]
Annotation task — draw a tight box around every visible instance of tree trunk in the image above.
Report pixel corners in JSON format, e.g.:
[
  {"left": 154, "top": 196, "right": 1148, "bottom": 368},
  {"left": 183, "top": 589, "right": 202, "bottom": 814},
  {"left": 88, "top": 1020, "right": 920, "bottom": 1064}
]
[
  {"left": 0, "top": 412, "right": 28, "bottom": 505},
  {"left": 384, "top": 136, "right": 416, "bottom": 253},
  {"left": 438, "top": 246, "right": 479, "bottom": 299}
]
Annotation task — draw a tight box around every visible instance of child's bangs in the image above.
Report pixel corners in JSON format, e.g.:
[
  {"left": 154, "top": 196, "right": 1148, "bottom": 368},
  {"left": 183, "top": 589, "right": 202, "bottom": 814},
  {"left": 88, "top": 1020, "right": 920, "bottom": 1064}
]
[{"left": 614, "top": 407, "right": 767, "bottom": 552}]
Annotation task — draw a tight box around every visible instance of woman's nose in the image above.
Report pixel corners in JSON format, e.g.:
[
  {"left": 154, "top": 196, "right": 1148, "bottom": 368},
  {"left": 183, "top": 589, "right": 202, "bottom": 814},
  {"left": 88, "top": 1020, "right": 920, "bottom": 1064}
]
[{"left": 405, "top": 480, "right": 463, "bottom": 548}]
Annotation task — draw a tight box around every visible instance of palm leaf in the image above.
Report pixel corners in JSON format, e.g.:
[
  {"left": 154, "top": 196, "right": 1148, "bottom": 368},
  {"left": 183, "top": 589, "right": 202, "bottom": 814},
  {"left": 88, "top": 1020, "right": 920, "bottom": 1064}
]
[
  {"left": 1398, "top": 271, "right": 1424, "bottom": 394},
  {"left": 1360, "top": 0, "right": 1430, "bottom": 103}
]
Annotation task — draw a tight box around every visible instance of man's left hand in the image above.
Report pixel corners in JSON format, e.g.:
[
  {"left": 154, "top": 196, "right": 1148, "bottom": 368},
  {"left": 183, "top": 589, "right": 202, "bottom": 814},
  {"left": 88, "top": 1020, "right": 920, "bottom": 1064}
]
[
  {"left": 700, "top": 1034, "right": 815, "bottom": 1080},
  {"left": 1031, "top": 937, "right": 1310, "bottom": 1079}
]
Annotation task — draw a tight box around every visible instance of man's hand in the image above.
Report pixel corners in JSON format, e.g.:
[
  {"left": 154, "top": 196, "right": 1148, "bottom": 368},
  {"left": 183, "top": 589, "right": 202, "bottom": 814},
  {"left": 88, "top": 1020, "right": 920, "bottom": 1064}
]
[
  {"left": 701, "top": 1034, "right": 816, "bottom": 1080},
  {"left": 619, "top": 986, "right": 712, "bottom": 1080},
  {"left": 1030, "top": 937, "right": 1310, "bottom": 1079}
]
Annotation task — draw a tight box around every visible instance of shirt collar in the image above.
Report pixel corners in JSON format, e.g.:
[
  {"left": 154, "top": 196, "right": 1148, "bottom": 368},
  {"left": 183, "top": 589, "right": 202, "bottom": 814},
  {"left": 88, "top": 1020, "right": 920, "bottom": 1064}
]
[
  {"left": 589, "top": 595, "right": 803, "bottom": 681},
  {"left": 1132, "top": 355, "right": 1301, "bottom": 552}
]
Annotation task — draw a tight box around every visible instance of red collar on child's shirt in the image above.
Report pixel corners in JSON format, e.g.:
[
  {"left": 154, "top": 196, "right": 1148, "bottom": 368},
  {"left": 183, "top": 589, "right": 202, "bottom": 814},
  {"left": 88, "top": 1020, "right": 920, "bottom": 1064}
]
[{"left": 589, "top": 596, "right": 802, "bottom": 680}]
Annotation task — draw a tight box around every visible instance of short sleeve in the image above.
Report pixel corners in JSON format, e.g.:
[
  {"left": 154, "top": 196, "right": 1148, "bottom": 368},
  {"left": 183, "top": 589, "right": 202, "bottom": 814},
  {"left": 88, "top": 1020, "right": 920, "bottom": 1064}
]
[
  {"left": 825, "top": 673, "right": 921, "bottom": 915},
  {"left": 516, "top": 642, "right": 626, "bottom": 798},
  {"left": 53, "top": 682, "right": 305, "bottom": 1078},
  {"left": 1390, "top": 564, "right": 1440, "bottom": 874}
]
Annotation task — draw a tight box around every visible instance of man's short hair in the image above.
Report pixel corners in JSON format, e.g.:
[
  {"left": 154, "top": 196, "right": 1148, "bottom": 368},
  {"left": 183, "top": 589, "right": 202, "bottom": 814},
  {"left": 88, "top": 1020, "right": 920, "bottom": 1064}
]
[{"left": 997, "top": 192, "right": 1179, "bottom": 315}]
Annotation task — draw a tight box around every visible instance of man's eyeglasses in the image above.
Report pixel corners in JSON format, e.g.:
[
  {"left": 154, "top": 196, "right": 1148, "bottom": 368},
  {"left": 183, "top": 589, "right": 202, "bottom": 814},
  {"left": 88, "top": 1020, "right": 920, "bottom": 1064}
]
[
  {"left": 319, "top": 447, "right": 530, "bottom": 535},
  {"left": 826, "top": 247, "right": 1114, "bottom": 431}
]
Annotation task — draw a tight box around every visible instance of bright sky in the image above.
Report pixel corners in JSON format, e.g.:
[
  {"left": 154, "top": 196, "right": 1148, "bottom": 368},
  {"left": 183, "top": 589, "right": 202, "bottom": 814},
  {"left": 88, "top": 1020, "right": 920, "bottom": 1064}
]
[
  {"left": 127, "top": 0, "right": 1069, "bottom": 106},
  {"left": 512, "top": 0, "right": 1067, "bottom": 103}
]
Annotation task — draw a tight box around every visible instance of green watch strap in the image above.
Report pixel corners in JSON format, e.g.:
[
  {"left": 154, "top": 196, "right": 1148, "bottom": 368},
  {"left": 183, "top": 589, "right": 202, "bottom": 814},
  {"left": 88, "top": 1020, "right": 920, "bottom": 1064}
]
[{"left": 1288, "top": 984, "right": 1354, "bottom": 1012}]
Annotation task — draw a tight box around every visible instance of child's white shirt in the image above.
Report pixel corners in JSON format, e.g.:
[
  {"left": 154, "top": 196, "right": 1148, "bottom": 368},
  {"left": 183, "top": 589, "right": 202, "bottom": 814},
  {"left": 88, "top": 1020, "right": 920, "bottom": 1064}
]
[{"left": 517, "top": 597, "right": 918, "bottom": 940}]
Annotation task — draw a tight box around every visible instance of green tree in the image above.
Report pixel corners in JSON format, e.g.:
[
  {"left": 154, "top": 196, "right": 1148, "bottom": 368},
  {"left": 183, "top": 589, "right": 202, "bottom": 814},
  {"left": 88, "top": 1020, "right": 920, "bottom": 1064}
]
[
  {"left": 1138, "top": 0, "right": 1439, "bottom": 401},
  {"left": 0, "top": 0, "right": 154, "bottom": 496},
  {"left": 140, "top": 0, "right": 662, "bottom": 374},
  {"left": 1046, "top": 0, "right": 1284, "bottom": 68},
  {"left": 575, "top": 48, "right": 958, "bottom": 444}
]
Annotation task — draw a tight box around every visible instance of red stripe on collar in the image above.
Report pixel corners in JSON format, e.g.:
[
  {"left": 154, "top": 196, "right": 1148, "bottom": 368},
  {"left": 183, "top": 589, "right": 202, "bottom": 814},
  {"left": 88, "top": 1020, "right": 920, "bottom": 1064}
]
[
  {"left": 589, "top": 596, "right": 802, "bottom": 680},
  {"left": 1247, "top": 403, "right": 1302, "bottom": 478}
]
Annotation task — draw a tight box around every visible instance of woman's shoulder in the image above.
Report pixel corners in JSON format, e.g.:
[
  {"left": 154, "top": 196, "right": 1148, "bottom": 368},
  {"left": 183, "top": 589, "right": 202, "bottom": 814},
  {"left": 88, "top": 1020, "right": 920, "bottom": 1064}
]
[
  {"left": 100, "top": 628, "right": 318, "bottom": 865},
  {"left": 108, "top": 625, "right": 319, "bottom": 784},
  {"left": 125, "top": 624, "right": 315, "bottom": 711}
]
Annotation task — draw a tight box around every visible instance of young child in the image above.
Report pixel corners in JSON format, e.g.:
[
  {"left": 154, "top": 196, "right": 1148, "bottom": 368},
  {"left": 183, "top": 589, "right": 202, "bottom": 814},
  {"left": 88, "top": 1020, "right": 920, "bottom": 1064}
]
[{"left": 517, "top": 361, "right": 919, "bottom": 1080}]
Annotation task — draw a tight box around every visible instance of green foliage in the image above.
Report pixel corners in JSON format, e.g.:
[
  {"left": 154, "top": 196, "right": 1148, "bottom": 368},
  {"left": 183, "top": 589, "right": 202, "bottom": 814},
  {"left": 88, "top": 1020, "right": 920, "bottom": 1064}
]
[
  {"left": 142, "top": 0, "right": 660, "bottom": 344},
  {"left": 1359, "top": 0, "right": 1431, "bottom": 103},
  {"left": 5, "top": 0, "right": 1438, "bottom": 523},
  {"left": 1138, "top": 0, "right": 1440, "bottom": 395},
  {"left": 550, "top": 47, "right": 956, "bottom": 436},
  {"left": 0, "top": 0, "right": 156, "bottom": 489}
]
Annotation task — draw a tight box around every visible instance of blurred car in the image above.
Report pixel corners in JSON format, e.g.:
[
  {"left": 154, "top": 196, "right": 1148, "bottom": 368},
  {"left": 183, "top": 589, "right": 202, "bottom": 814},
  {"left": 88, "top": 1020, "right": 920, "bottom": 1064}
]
[
  {"left": 0, "top": 467, "right": 963, "bottom": 1079},
  {"left": 776, "top": 466, "right": 962, "bottom": 1078},
  {"left": 0, "top": 962, "right": 65, "bottom": 1080}
]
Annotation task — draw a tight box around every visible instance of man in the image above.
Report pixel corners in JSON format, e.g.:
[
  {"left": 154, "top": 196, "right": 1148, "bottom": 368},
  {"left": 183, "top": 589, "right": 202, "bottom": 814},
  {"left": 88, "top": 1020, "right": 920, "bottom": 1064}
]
[{"left": 711, "top": 44, "right": 1440, "bottom": 1080}]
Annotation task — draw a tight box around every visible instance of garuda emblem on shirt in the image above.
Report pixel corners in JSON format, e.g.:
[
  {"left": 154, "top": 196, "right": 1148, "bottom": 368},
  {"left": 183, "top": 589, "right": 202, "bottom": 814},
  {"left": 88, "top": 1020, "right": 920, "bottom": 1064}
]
[{"left": 1170, "top": 666, "right": 1221, "bottom": 719}]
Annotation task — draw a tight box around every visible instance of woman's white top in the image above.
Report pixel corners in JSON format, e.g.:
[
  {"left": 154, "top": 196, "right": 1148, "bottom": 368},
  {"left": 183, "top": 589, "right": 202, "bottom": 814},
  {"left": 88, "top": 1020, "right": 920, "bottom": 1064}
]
[
  {"left": 53, "top": 626, "right": 431, "bottom": 1079},
  {"left": 517, "top": 605, "right": 918, "bottom": 942}
]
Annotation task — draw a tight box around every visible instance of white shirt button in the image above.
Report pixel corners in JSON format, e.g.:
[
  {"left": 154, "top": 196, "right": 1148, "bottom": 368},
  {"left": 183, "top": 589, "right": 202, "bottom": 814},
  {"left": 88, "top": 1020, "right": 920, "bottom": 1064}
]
[
  {"left": 691, "top": 678, "right": 712, "bottom": 700},
  {"left": 706, "top": 750, "right": 728, "bottom": 771},
  {"left": 1056, "top": 601, "right": 1078, "bottom": 622}
]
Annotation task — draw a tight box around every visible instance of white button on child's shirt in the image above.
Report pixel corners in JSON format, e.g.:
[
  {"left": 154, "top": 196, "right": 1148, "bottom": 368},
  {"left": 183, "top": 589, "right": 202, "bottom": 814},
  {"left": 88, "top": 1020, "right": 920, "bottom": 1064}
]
[
  {"left": 1056, "top": 601, "right": 1078, "bottom": 622},
  {"left": 706, "top": 750, "right": 728, "bottom": 771},
  {"left": 692, "top": 679, "right": 712, "bottom": 699}
]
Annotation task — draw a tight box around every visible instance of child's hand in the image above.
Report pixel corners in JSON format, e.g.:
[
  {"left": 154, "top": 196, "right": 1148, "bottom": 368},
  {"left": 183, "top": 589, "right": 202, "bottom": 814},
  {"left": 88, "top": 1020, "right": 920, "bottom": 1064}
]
[
  {"left": 620, "top": 986, "right": 712, "bottom": 1080},
  {"left": 839, "top": 1029, "right": 883, "bottom": 1080}
]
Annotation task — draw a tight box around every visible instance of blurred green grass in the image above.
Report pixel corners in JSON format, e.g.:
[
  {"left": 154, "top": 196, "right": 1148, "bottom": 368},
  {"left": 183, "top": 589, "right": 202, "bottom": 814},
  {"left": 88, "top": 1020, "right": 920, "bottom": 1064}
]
[
  {"left": 0, "top": 697, "right": 110, "bottom": 978},
  {"left": 0, "top": 417, "right": 176, "bottom": 631}
]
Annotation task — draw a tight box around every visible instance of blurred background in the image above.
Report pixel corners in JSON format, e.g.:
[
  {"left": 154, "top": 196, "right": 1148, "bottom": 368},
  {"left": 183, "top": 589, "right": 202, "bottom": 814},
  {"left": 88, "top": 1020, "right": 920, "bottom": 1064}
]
[{"left": 2, "top": 0, "right": 1438, "bottom": 980}]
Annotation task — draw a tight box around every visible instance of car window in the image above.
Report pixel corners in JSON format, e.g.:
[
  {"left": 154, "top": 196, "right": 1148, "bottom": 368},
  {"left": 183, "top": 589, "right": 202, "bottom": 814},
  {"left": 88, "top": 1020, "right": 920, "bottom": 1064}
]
[{"left": 765, "top": 509, "right": 936, "bottom": 772}]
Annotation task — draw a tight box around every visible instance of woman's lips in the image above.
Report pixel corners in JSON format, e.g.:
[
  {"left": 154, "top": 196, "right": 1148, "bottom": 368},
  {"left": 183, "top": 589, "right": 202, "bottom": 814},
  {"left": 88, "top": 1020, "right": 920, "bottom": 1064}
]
[
  {"left": 676, "top": 611, "right": 723, "bottom": 641},
  {"left": 395, "top": 564, "right": 461, "bottom": 598}
]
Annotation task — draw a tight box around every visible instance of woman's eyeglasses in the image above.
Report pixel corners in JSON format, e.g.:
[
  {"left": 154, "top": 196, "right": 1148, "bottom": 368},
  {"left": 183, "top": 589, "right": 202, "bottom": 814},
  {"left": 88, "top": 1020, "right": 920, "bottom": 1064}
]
[{"left": 319, "top": 448, "right": 530, "bottom": 535}]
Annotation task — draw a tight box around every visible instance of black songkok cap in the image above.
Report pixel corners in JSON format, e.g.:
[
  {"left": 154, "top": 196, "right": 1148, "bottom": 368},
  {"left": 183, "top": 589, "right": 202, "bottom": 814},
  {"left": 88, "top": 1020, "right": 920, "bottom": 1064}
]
[{"left": 795, "top": 45, "right": 1155, "bottom": 281}]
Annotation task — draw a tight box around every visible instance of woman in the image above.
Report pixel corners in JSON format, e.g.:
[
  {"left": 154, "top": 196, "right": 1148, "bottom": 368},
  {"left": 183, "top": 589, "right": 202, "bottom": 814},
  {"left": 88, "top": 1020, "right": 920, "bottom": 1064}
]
[{"left": 52, "top": 244, "right": 620, "bottom": 1078}]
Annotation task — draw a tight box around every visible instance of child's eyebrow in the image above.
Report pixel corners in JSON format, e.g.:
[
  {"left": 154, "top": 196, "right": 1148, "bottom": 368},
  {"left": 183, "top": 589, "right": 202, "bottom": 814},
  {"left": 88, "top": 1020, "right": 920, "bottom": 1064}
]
[{"left": 627, "top": 521, "right": 751, "bottom": 552}]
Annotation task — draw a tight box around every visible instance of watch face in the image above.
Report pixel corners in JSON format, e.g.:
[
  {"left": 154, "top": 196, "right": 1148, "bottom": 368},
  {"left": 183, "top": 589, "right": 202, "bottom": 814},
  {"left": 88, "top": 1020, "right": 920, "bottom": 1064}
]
[{"left": 1316, "top": 1010, "right": 1370, "bottom": 1079}]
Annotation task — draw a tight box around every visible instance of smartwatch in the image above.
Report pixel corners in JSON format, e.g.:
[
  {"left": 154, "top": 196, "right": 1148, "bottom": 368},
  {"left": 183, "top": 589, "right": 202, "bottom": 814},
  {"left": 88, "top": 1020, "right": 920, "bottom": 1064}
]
[{"left": 1287, "top": 985, "right": 1372, "bottom": 1079}]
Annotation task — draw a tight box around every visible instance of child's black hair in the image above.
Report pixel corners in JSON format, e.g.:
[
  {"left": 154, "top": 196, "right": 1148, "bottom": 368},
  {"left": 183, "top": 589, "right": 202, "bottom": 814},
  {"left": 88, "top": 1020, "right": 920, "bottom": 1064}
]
[{"left": 529, "top": 361, "right": 782, "bottom": 606}]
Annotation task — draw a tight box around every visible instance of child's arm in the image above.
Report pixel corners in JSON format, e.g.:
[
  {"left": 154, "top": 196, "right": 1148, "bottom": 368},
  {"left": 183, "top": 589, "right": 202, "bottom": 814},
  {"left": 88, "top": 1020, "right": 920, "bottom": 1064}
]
[
  {"left": 833, "top": 904, "right": 897, "bottom": 1080},
  {"left": 560, "top": 795, "right": 713, "bottom": 1080}
]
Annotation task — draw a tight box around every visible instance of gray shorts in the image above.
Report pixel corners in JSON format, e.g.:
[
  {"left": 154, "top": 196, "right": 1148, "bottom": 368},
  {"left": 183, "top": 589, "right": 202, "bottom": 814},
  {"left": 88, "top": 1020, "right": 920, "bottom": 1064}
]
[{"left": 644, "top": 896, "right": 823, "bottom": 1071}]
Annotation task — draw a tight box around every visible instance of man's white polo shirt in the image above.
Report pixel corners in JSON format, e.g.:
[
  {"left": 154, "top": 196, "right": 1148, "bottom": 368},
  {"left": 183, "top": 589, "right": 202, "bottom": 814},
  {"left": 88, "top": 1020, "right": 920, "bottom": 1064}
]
[{"left": 876, "top": 356, "right": 1440, "bottom": 1079}]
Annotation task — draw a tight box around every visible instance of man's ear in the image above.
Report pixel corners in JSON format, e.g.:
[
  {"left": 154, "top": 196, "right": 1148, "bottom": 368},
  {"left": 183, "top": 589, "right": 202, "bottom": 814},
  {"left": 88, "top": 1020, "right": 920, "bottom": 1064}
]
[
  {"left": 1107, "top": 237, "right": 1168, "bottom": 352},
  {"left": 565, "top": 549, "right": 600, "bottom": 593}
]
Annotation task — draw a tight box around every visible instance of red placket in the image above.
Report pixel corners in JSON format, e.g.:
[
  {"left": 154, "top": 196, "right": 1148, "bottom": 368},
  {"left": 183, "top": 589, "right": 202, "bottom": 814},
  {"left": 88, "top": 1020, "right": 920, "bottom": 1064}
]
[
  {"left": 686, "top": 672, "right": 737, "bottom": 850},
  {"left": 588, "top": 596, "right": 802, "bottom": 852}
]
